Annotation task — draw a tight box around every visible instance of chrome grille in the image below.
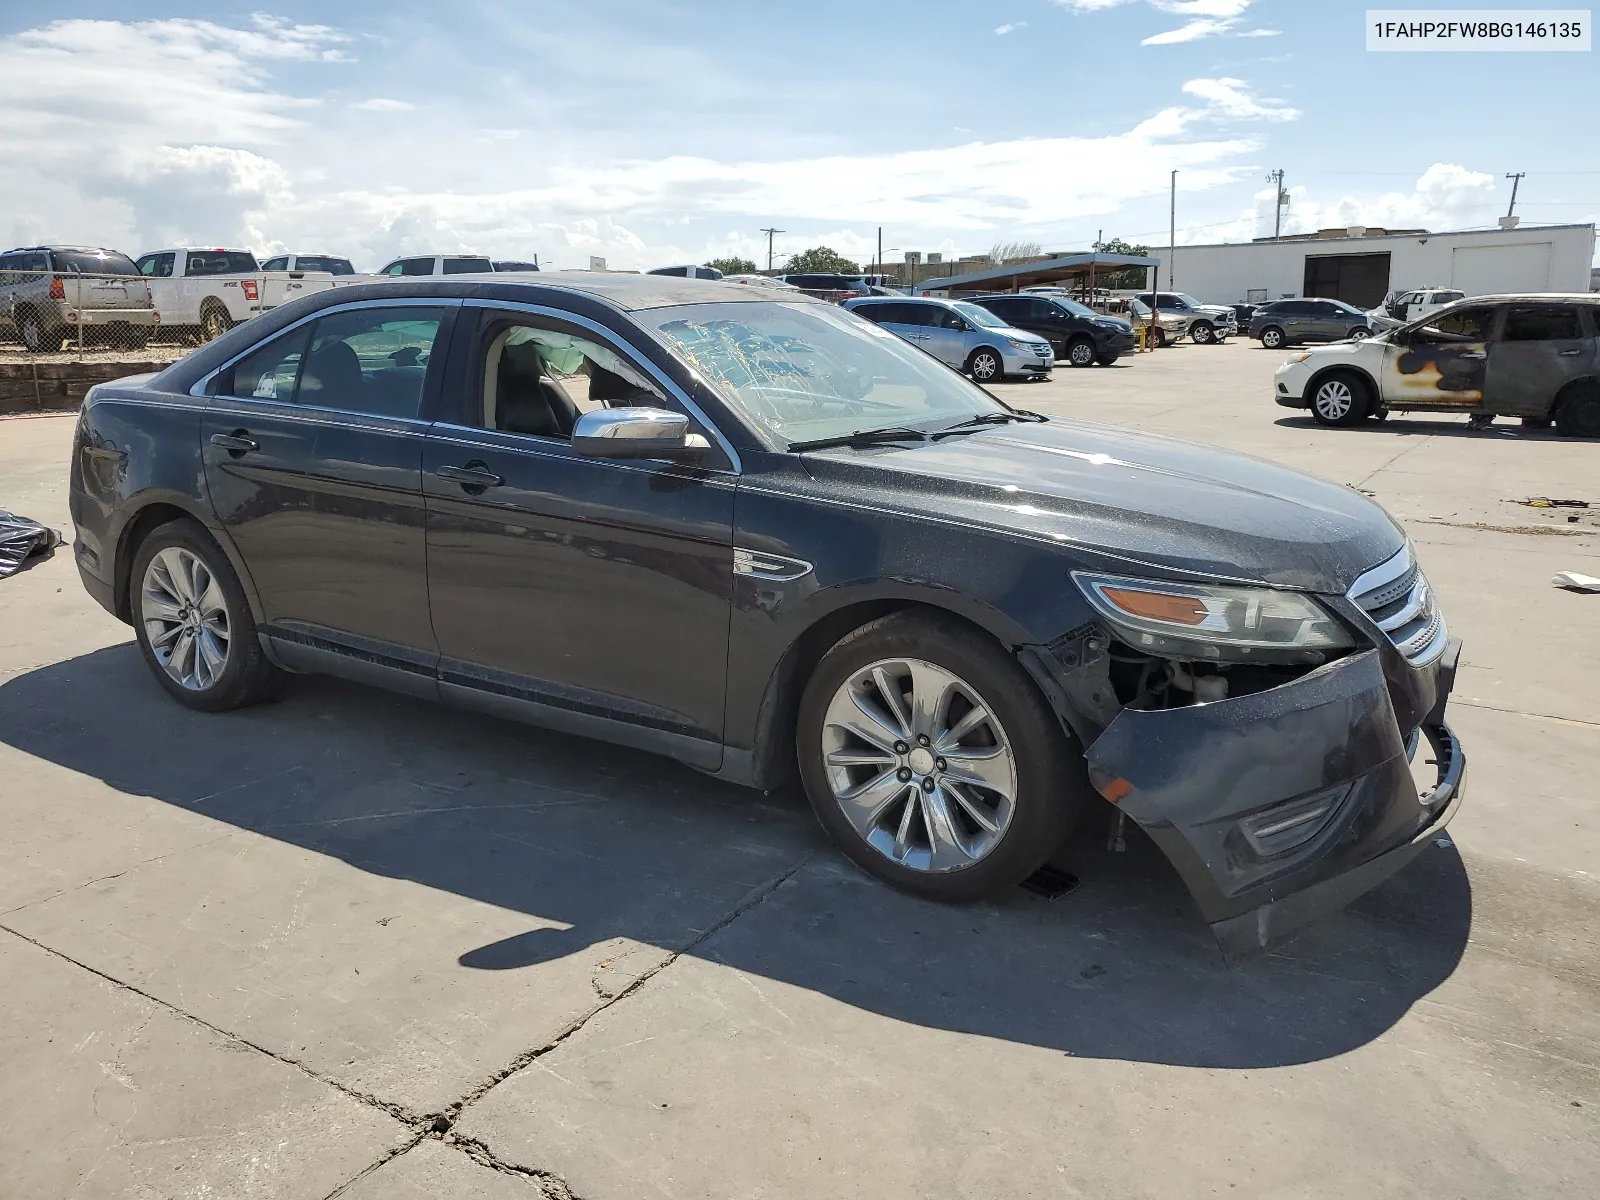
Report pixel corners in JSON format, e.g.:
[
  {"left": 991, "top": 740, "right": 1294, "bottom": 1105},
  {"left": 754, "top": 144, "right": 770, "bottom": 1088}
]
[{"left": 1348, "top": 545, "right": 1448, "bottom": 667}]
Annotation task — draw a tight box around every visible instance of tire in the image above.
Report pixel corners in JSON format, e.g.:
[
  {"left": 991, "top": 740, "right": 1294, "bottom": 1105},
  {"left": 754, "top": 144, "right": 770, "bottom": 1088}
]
[
  {"left": 1521, "top": 416, "right": 1552, "bottom": 429},
  {"left": 200, "top": 303, "right": 234, "bottom": 343},
  {"left": 129, "top": 519, "right": 286, "bottom": 712},
  {"left": 1095, "top": 353, "right": 1119, "bottom": 367},
  {"left": 966, "top": 347, "right": 1002, "bottom": 383},
  {"left": 796, "top": 611, "right": 1087, "bottom": 903},
  {"left": 1190, "top": 321, "right": 1215, "bottom": 345},
  {"left": 1154, "top": 328, "right": 1169, "bottom": 348},
  {"left": 1350, "top": 327, "right": 1371, "bottom": 340},
  {"left": 1259, "top": 326, "right": 1285, "bottom": 350},
  {"left": 1555, "top": 386, "right": 1600, "bottom": 438},
  {"left": 1065, "top": 337, "right": 1096, "bottom": 368},
  {"left": 19, "top": 310, "right": 59, "bottom": 354},
  {"left": 1309, "top": 371, "right": 1372, "bottom": 427}
]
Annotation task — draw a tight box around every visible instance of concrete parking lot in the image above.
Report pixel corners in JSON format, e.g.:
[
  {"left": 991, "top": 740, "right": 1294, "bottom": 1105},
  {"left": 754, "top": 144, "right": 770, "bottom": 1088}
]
[{"left": 2, "top": 339, "right": 1597, "bottom": 1199}]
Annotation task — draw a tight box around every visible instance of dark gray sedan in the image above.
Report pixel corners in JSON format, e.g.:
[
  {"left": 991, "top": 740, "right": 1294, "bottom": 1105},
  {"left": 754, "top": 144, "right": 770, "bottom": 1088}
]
[{"left": 1251, "top": 298, "right": 1373, "bottom": 348}]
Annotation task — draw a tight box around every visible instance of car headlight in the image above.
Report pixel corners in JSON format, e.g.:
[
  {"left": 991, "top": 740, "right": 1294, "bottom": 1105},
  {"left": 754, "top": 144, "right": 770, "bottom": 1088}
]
[
  {"left": 1006, "top": 338, "right": 1030, "bottom": 350},
  {"left": 1072, "top": 572, "right": 1354, "bottom": 660}
]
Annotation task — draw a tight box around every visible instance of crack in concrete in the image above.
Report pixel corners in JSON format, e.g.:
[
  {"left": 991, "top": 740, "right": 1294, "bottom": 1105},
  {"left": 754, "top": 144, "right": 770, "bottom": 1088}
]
[
  {"left": 1452, "top": 699, "right": 1600, "bottom": 730},
  {"left": 1354, "top": 433, "right": 1436, "bottom": 488},
  {"left": 441, "top": 1130, "right": 584, "bottom": 1198},
  {"left": 0, "top": 922, "right": 426, "bottom": 1128}
]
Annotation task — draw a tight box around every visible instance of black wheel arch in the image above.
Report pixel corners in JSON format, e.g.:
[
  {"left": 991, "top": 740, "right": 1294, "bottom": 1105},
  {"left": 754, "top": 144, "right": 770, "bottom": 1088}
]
[
  {"left": 112, "top": 496, "right": 264, "bottom": 627},
  {"left": 1551, "top": 375, "right": 1600, "bottom": 419}
]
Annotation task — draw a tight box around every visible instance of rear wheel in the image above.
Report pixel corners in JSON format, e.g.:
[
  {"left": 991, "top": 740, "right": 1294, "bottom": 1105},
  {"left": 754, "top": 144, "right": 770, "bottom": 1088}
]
[
  {"left": 1310, "top": 371, "right": 1372, "bottom": 427},
  {"left": 199, "top": 303, "right": 233, "bottom": 343},
  {"left": 1555, "top": 386, "right": 1600, "bottom": 438},
  {"left": 1190, "top": 321, "right": 1215, "bottom": 345},
  {"left": 130, "top": 519, "right": 285, "bottom": 712},
  {"left": 1260, "top": 326, "right": 1285, "bottom": 350},
  {"left": 1065, "top": 337, "right": 1096, "bottom": 368},
  {"left": 1350, "top": 326, "right": 1371, "bottom": 340},
  {"left": 966, "top": 347, "right": 1002, "bottom": 382},
  {"left": 797, "top": 612, "right": 1086, "bottom": 903},
  {"left": 19, "top": 311, "right": 59, "bottom": 354}
]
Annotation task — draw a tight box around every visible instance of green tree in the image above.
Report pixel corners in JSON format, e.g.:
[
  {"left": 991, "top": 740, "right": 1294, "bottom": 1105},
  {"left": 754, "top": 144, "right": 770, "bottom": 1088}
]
[
  {"left": 706, "top": 256, "right": 757, "bottom": 276},
  {"left": 1092, "top": 237, "right": 1155, "bottom": 288},
  {"left": 783, "top": 246, "right": 860, "bottom": 275}
]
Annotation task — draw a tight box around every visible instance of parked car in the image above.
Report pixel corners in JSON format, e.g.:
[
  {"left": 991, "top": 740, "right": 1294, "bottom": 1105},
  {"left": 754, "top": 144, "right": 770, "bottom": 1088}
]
[
  {"left": 1250, "top": 298, "right": 1373, "bottom": 349},
  {"left": 67, "top": 273, "right": 1465, "bottom": 956},
  {"left": 259, "top": 254, "right": 357, "bottom": 276},
  {"left": 966, "top": 293, "right": 1135, "bottom": 367},
  {"left": 1273, "top": 293, "right": 1600, "bottom": 436},
  {"left": 1230, "top": 303, "right": 1258, "bottom": 328},
  {"left": 1129, "top": 297, "right": 1191, "bottom": 347},
  {"left": 780, "top": 273, "right": 870, "bottom": 297},
  {"left": 1370, "top": 287, "right": 1464, "bottom": 330},
  {"left": 647, "top": 265, "right": 724, "bottom": 279},
  {"left": 491, "top": 260, "right": 540, "bottom": 272},
  {"left": 843, "top": 295, "right": 1053, "bottom": 381},
  {"left": 1132, "top": 292, "right": 1236, "bottom": 344},
  {"left": 376, "top": 255, "right": 497, "bottom": 277},
  {"left": 0, "top": 245, "right": 158, "bottom": 352},
  {"left": 723, "top": 275, "right": 801, "bottom": 290},
  {"left": 136, "top": 247, "right": 362, "bottom": 341}
]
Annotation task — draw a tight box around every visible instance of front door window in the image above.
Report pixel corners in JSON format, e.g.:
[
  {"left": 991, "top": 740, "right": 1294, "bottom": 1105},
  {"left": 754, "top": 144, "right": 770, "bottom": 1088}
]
[{"left": 1382, "top": 306, "right": 1495, "bottom": 407}]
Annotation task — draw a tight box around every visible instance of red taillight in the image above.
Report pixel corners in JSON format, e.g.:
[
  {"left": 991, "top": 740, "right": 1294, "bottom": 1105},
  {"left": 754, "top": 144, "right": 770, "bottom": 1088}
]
[
  {"left": 49, "top": 277, "right": 64, "bottom": 300},
  {"left": 241, "top": 280, "right": 259, "bottom": 301}
]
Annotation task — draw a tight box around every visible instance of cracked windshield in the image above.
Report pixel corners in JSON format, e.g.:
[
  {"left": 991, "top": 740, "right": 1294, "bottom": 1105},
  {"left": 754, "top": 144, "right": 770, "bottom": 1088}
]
[{"left": 640, "top": 301, "right": 1003, "bottom": 446}]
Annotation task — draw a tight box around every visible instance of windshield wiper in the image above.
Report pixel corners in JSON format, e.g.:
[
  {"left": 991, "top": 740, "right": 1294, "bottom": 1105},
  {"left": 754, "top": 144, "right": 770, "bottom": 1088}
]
[
  {"left": 930, "top": 411, "right": 1041, "bottom": 440},
  {"left": 788, "top": 426, "right": 929, "bottom": 452}
]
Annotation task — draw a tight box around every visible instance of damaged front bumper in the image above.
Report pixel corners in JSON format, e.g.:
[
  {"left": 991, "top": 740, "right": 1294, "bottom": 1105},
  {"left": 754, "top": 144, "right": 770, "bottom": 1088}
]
[{"left": 1059, "top": 642, "right": 1464, "bottom": 960}]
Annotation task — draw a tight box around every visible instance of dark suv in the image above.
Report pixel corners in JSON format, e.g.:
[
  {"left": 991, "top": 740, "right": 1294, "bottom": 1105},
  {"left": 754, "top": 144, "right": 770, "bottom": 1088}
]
[
  {"left": 69, "top": 274, "right": 1464, "bottom": 958},
  {"left": 1250, "top": 299, "right": 1372, "bottom": 349},
  {"left": 965, "top": 294, "right": 1135, "bottom": 367}
]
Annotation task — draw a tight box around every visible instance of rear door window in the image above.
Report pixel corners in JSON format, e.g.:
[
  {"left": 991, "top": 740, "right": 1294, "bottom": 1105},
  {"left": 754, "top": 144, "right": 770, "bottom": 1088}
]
[
  {"left": 442, "top": 258, "right": 492, "bottom": 274},
  {"left": 261, "top": 257, "right": 290, "bottom": 271},
  {"left": 293, "top": 256, "right": 355, "bottom": 275},
  {"left": 185, "top": 251, "right": 260, "bottom": 276},
  {"left": 399, "top": 258, "right": 436, "bottom": 276},
  {"left": 136, "top": 253, "right": 175, "bottom": 278},
  {"left": 1500, "top": 305, "right": 1583, "bottom": 342}
]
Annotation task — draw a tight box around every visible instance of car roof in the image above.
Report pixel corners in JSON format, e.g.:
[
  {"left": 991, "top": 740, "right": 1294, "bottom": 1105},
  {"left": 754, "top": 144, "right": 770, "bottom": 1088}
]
[
  {"left": 849, "top": 295, "right": 951, "bottom": 305},
  {"left": 309, "top": 273, "right": 815, "bottom": 312},
  {"left": 4, "top": 245, "right": 124, "bottom": 254}
]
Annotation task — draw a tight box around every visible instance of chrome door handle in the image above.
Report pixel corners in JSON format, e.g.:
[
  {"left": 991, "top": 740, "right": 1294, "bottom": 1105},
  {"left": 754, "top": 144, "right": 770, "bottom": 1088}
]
[
  {"left": 436, "top": 462, "right": 503, "bottom": 490},
  {"left": 210, "top": 431, "right": 258, "bottom": 455}
]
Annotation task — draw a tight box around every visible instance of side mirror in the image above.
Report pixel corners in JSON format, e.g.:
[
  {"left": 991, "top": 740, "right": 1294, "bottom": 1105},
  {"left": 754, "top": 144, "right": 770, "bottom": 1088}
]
[{"left": 572, "top": 407, "right": 702, "bottom": 459}]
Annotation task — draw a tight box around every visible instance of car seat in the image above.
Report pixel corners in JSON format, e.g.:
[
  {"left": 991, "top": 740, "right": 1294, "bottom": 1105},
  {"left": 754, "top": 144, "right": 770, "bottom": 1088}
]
[{"left": 496, "top": 340, "right": 579, "bottom": 438}]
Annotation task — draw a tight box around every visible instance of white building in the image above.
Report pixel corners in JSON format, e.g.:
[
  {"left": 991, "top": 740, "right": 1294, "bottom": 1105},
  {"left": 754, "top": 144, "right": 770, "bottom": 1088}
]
[{"left": 1153, "top": 222, "right": 1595, "bottom": 308}]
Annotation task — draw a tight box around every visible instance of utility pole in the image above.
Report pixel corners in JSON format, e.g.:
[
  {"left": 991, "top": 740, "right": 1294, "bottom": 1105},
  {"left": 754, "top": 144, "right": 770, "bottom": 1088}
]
[
  {"left": 1505, "top": 172, "right": 1526, "bottom": 217},
  {"left": 760, "top": 227, "right": 785, "bottom": 273},
  {"left": 1168, "top": 170, "right": 1176, "bottom": 293},
  {"left": 1266, "top": 169, "right": 1286, "bottom": 239},
  {"left": 877, "top": 226, "right": 882, "bottom": 282}
]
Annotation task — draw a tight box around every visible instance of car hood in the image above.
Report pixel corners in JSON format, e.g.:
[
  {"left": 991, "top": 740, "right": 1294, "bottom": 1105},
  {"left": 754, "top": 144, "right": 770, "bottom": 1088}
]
[{"left": 800, "top": 419, "right": 1404, "bottom": 593}]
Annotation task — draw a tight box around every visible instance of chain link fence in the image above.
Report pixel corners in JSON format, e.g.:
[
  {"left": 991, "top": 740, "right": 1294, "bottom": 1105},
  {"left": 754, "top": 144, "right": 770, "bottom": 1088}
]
[{"left": 0, "top": 267, "right": 217, "bottom": 365}]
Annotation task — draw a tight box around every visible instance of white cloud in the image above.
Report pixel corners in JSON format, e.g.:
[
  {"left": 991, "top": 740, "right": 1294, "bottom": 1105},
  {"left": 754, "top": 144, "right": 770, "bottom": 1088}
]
[
  {"left": 1180, "top": 77, "right": 1297, "bottom": 120},
  {"left": 1054, "top": 0, "right": 1271, "bottom": 43},
  {"left": 1238, "top": 28, "right": 1281, "bottom": 37},
  {"left": 0, "top": 15, "right": 1304, "bottom": 271},
  {"left": 995, "top": 22, "right": 1029, "bottom": 35},
  {"left": 353, "top": 98, "right": 415, "bottom": 112}
]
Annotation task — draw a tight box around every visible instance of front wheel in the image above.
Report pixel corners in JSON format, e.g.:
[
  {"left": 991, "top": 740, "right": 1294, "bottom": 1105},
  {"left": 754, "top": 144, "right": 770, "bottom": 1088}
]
[
  {"left": 1555, "top": 387, "right": 1600, "bottom": 438},
  {"left": 797, "top": 612, "right": 1086, "bottom": 903},
  {"left": 19, "top": 312, "right": 59, "bottom": 354},
  {"left": 131, "top": 519, "right": 285, "bottom": 711},
  {"left": 200, "top": 305, "right": 234, "bottom": 343},
  {"left": 1065, "top": 337, "right": 1096, "bottom": 368},
  {"left": 1190, "top": 321, "right": 1215, "bottom": 345},
  {"left": 1350, "top": 326, "right": 1371, "bottom": 340},
  {"left": 1260, "top": 326, "right": 1285, "bottom": 350},
  {"left": 966, "top": 347, "right": 1002, "bottom": 382},
  {"left": 1310, "top": 371, "right": 1372, "bottom": 427}
]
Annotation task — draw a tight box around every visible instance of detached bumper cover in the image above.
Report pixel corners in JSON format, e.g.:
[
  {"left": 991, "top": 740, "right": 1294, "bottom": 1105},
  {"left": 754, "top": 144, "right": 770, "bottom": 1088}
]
[{"left": 1083, "top": 648, "right": 1464, "bottom": 959}]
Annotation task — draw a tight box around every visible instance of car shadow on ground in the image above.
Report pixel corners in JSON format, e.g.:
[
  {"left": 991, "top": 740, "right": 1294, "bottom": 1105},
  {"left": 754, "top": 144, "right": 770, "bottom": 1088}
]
[
  {"left": 1271, "top": 414, "right": 1592, "bottom": 441},
  {"left": 0, "top": 643, "right": 1472, "bottom": 1072}
]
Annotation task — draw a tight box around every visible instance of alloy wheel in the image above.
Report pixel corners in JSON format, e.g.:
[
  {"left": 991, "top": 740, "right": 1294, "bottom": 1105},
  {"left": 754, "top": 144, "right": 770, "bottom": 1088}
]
[
  {"left": 140, "top": 546, "right": 232, "bottom": 691},
  {"left": 1192, "top": 323, "right": 1213, "bottom": 344},
  {"left": 1314, "top": 378, "right": 1354, "bottom": 422},
  {"left": 820, "top": 657, "right": 1017, "bottom": 873},
  {"left": 970, "top": 351, "right": 999, "bottom": 381},
  {"left": 1069, "top": 341, "right": 1095, "bottom": 367},
  {"left": 1261, "top": 328, "right": 1283, "bottom": 349}
]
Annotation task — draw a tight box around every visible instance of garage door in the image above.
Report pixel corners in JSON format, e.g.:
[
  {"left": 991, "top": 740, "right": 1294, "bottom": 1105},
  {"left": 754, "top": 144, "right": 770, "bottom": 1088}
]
[{"left": 1450, "top": 242, "right": 1552, "bottom": 296}]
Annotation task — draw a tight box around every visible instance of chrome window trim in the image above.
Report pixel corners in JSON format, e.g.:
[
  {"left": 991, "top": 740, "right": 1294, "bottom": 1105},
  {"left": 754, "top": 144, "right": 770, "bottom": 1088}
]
[
  {"left": 1347, "top": 542, "right": 1414, "bottom": 602},
  {"left": 425, "top": 420, "right": 737, "bottom": 482},
  {"left": 462, "top": 297, "right": 743, "bottom": 474},
  {"left": 1348, "top": 542, "right": 1449, "bottom": 668},
  {"left": 188, "top": 296, "right": 465, "bottom": 398}
]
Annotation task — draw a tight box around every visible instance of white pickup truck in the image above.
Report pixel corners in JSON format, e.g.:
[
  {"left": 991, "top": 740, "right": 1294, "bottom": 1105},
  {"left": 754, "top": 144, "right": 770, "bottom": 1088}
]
[{"left": 133, "top": 247, "right": 364, "bottom": 341}]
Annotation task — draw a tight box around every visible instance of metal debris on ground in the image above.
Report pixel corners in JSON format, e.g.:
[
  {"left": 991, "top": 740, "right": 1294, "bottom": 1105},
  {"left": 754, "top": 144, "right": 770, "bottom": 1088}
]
[
  {"left": 1514, "top": 497, "right": 1590, "bottom": 509},
  {"left": 1020, "top": 865, "right": 1081, "bottom": 900},
  {"left": 0, "top": 510, "right": 62, "bottom": 578},
  {"left": 1552, "top": 572, "right": 1600, "bottom": 594}
]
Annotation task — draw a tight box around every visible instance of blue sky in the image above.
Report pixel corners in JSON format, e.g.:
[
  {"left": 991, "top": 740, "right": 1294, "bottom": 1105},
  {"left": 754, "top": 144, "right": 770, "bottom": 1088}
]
[{"left": 2, "top": 1, "right": 1596, "bottom": 270}]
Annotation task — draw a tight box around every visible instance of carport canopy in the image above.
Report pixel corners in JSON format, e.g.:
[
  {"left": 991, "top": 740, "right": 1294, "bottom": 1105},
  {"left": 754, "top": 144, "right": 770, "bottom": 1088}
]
[{"left": 912, "top": 252, "right": 1160, "bottom": 295}]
